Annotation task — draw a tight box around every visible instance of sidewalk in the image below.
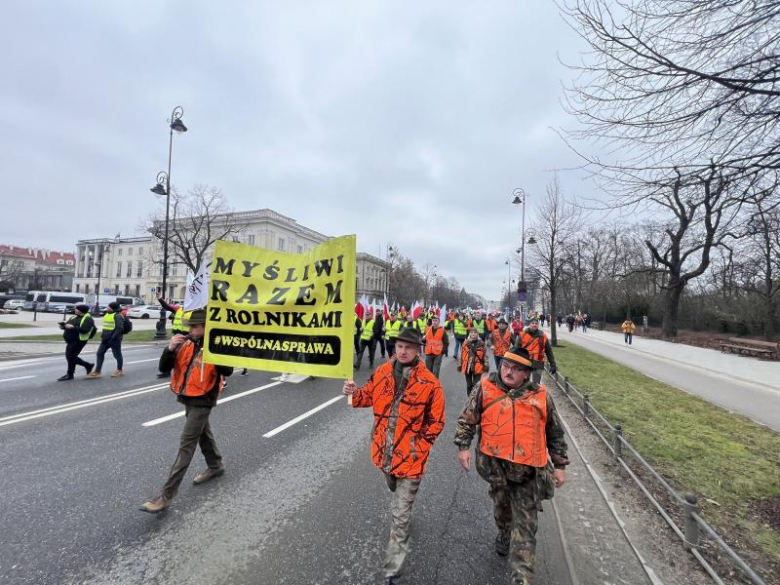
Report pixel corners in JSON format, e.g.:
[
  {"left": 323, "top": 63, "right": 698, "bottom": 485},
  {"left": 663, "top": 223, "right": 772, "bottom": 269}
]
[
  {"left": 0, "top": 320, "right": 159, "bottom": 339},
  {"left": 554, "top": 325, "right": 780, "bottom": 392}
]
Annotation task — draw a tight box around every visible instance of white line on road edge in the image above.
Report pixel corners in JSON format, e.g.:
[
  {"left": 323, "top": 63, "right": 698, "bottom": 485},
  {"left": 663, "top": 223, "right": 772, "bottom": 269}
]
[
  {"left": 125, "top": 358, "right": 160, "bottom": 365},
  {"left": 0, "top": 383, "right": 168, "bottom": 427},
  {"left": 263, "top": 394, "right": 343, "bottom": 438},
  {"left": 0, "top": 375, "right": 36, "bottom": 384},
  {"left": 142, "top": 381, "right": 286, "bottom": 427}
]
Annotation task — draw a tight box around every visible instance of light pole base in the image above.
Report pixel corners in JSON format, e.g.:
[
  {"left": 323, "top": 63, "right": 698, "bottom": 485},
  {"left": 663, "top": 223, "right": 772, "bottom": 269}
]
[{"left": 154, "top": 318, "right": 168, "bottom": 341}]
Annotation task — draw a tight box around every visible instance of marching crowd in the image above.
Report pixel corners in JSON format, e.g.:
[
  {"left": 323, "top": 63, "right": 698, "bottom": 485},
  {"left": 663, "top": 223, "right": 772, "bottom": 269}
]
[
  {"left": 54, "top": 296, "right": 573, "bottom": 585},
  {"left": 346, "top": 305, "right": 565, "bottom": 585}
]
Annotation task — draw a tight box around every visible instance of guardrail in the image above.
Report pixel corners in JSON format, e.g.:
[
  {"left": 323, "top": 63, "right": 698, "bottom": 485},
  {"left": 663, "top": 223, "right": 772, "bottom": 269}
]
[{"left": 546, "top": 365, "right": 767, "bottom": 585}]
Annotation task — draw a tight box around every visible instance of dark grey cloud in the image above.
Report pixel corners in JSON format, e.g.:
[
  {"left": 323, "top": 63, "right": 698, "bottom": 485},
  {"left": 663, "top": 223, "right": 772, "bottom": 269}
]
[{"left": 1, "top": 1, "right": 591, "bottom": 299}]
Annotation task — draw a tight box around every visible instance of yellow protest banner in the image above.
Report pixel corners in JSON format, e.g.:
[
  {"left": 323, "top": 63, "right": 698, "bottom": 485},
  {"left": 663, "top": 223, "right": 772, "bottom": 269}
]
[{"left": 203, "top": 235, "right": 356, "bottom": 379}]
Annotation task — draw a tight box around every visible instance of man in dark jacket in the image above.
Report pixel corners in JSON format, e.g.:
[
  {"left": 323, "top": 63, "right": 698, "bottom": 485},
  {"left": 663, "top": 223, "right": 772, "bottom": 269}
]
[
  {"left": 140, "top": 308, "right": 233, "bottom": 513},
  {"left": 85, "top": 302, "right": 125, "bottom": 379},
  {"left": 57, "top": 304, "right": 95, "bottom": 381},
  {"left": 373, "top": 312, "right": 386, "bottom": 359}
]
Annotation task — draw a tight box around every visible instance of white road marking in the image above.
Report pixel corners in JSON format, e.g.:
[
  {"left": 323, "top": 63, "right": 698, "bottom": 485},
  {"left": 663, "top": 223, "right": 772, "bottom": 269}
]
[
  {"left": 0, "top": 375, "right": 36, "bottom": 384},
  {"left": 263, "top": 394, "right": 343, "bottom": 438},
  {"left": 142, "top": 381, "right": 285, "bottom": 427},
  {"left": 0, "top": 383, "right": 168, "bottom": 428},
  {"left": 125, "top": 358, "right": 160, "bottom": 365}
]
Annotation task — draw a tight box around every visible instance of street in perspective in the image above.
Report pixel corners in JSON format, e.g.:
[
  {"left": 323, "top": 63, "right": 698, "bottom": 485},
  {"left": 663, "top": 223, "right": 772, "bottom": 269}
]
[{"left": 2, "top": 2, "right": 779, "bottom": 585}]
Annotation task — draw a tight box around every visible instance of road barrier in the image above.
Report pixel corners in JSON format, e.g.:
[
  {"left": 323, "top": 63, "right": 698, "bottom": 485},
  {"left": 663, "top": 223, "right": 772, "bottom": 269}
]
[{"left": 547, "top": 366, "right": 767, "bottom": 585}]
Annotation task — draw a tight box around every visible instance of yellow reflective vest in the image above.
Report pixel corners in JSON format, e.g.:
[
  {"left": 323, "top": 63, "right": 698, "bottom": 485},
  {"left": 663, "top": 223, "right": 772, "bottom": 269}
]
[
  {"left": 385, "top": 319, "right": 402, "bottom": 340},
  {"left": 361, "top": 319, "right": 375, "bottom": 341},
  {"left": 103, "top": 312, "right": 116, "bottom": 331},
  {"left": 172, "top": 307, "right": 193, "bottom": 331}
]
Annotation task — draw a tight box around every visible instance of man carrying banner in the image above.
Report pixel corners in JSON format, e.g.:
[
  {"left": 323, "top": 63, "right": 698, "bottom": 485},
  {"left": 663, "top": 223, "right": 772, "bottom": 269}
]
[
  {"left": 343, "top": 328, "right": 445, "bottom": 584},
  {"left": 140, "top": 309, "right": 234, "bottom": 513}
]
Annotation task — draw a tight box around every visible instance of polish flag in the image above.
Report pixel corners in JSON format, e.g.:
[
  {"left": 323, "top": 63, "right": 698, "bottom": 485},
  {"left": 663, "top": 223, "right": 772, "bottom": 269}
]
[
  {"left": 355, "top": 294, "right": 369, "bottom": 320},
  {"left": 383, "top": 294, "right": 391, "bottom": 320},
  {"left": 411, "top": 301, "right": 423, "bottom": 320}
]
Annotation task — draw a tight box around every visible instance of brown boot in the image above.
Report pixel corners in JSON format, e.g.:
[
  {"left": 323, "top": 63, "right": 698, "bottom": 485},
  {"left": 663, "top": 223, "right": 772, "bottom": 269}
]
[
  {"left": 111, "top": 369, "right": 124, "bottom": 378},
  {"left": 139, "top": 496, "right": 170, "bottom": 514},
  {"left": 85, "top": 371, "right": 102, "bottom": 379},
  {"left": 193, "top": 467, "right": 225, "bottom": 485}
]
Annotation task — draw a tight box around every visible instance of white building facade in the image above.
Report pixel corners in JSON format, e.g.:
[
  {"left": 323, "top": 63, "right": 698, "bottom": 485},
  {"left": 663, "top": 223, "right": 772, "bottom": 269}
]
[
  {"left": 355, "top": 252, "right": 388, "bottom": 302},
  {"left": 73, "top": 209, "right": 330, "bottom": 304}
]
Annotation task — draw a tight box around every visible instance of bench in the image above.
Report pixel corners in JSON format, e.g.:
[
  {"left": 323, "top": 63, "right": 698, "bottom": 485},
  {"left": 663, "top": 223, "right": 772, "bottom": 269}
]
[{"left": 720, "top": 338, "right": 780, "bottom": 360}]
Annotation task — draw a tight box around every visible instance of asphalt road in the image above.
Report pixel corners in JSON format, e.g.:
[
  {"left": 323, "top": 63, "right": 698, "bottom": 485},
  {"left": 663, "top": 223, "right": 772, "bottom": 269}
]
[
  {"left": 556, "top": 328, "right": 780, "bottom": 432},
  {"left": 0, "top": 342, "right": 575, "bottom": 585}
]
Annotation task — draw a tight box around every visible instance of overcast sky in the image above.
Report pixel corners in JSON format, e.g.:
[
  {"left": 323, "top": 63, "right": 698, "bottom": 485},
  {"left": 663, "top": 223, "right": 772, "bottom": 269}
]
[{"left": 1, "top": 1, "right": 593, "bottom": 300}]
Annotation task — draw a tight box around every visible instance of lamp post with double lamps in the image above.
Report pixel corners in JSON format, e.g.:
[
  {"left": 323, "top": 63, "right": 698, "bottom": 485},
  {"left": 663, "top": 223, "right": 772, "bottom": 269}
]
[{"left": 150, "top": 106, "right": 188, "bottom": 341}]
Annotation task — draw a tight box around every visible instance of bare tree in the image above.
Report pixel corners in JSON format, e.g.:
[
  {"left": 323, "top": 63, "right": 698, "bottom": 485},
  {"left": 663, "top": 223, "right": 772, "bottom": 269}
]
[
  {"left": 145, "top": 185, "right": 243, "bottom": 275},
  {"left": 529, "top": 176, "right": 582, "bottom": 345},
  {"left": 562, "top": 0, "right": 780, "bottom": 179},
  {"left": 0, "top": 256, "right": 23, "bottom": 291}
]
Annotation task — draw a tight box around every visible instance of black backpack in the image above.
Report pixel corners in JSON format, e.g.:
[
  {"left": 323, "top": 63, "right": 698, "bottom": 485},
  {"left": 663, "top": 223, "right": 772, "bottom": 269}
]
[{"left": 122, "top": 315, "right": 133, "bottom": 334}]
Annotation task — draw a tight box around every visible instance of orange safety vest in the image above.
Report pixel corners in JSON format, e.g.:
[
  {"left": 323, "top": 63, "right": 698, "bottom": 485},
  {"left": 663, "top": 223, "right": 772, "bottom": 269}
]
[
  {"left": 486, "top": 317, "right": 497, "bottom": 332},
  {"left": 460, "top": 340, "right": 486, "bottom": 374},
  {"left": 424, "top": 327, "right": 445, "bottom": 355},
  {"left": 170, "top": 340, "right": 223, "bottom": 397},
  {"left": 479, "top": 377, "right": 548, "bottom": 467},
  {"left": 520, "top": 330, "right": 547, "bottom": 363},
  {"left": 491, "top": 329, "right": 513, "bottom": 357}
]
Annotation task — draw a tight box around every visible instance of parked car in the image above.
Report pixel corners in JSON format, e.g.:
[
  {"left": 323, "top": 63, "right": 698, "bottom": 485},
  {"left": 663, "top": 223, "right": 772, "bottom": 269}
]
[
  {"left": 127, "top": 305, "right": 164, "bottom": 319},
  {"left": 3, "top": 299, "right": 24, "bottom": 310}
]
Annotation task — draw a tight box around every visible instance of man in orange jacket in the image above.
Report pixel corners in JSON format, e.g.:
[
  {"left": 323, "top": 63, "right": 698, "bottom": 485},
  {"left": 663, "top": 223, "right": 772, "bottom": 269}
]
[
  {"left": 454, "top": 347, "right": 568, "bottom": 585},
  {"left": 423, "top": 314, "right": 449, "bottom": 378},
  {"left": 343, "top": 327, "right": 445, "bottom": 585},
  {"left": 140, "top": 309, "right": 234, "bottom": 513}
]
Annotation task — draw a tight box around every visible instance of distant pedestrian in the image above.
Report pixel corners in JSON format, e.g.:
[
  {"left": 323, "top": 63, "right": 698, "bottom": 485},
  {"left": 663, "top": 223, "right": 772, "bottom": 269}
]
[
  {"left": 343, "top": 328, "right": 445, "bottom": 584},
  {"left": 622, "top": 319, "right": 636, "bottom": 345},
  {"left": 57, "top": 303, "right": 96, "bottom": 381},
  {"left": 140, "top": 309, "right": 233, "bottom": 514},
  {"left": 454, "top": 347, "right": 569, "bottom": 585},
  {"left": 85, "top": 302, "right": 125, "bottom": 379},
  {"left": 374, "top": 312, "right": 387, "bottom": 359},
  {"left": 355, "top": 313, "right": 378, "bottom": 370},
  {"left": 452, "top": 312, "right": 469, "bottom": 359},
  {"left": 458, "top": 328, "right": 489, "bottom": 395}
]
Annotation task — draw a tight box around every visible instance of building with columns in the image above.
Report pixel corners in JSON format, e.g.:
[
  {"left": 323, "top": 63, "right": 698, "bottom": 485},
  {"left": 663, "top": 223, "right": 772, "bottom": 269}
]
[
  {"left": 73, "top": 209, "right": 331, "bottom": 303},
  {"left": 355, "top": 252, "right": 389, "bottom": 303}
]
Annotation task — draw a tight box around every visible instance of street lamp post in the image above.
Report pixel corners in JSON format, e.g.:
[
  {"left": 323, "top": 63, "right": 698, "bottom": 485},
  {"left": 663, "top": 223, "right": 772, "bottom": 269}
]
[
  {"left": 511, "top": 188, "right": 529, "bottom": 283},
  {"left": 89, "top": 241, "right": 111, "bottom": 314},
  {"left": 150, "top": 106, "right": 187, "bottom": 341},
  {"left": 386, "top": 244, "right": 395, "bottom": 303}
]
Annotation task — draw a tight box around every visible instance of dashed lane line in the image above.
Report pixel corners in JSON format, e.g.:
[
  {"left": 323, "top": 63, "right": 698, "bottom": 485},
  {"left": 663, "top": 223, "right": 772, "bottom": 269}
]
[
  {"left": 0, "top": 383, "right": 168, "bottom": 428},
  {"left": 0, "top": 375, "right": 36, "bottom": 384},
  {"left": 142, "top": 381, "right": 286, "bottom": 427},
  {"left": 262, "top": 394, "right": 343, "bottom": 438}
]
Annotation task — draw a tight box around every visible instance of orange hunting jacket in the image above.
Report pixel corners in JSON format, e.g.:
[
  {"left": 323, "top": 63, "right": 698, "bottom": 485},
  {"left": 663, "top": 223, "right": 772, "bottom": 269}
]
[{"left": 351, "top": 359, "right": 445, "bottom": 479}]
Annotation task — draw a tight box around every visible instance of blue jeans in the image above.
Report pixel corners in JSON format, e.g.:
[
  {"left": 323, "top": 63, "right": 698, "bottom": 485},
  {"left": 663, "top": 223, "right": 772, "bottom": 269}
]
[{"left": 95, "top": 337, "right": 123, "bottom": 372}]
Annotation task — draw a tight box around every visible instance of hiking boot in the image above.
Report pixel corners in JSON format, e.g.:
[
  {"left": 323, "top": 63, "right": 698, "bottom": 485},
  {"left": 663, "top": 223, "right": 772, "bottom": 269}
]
[
  {"left": 85, "top": 363, "right": 94, "bottom": 375},
  {"left": 193, "top": 467, "right": 225, "bottom": 485},
  {"left": 111, "top": 370, "right": 124, "bottom": 378},
  {"left": 57, "top": 375, "right": 74, "bottom": 381},
  {"left": 495, "top": 531, "right": 510, "bottom": 556},
  {"left": 85, "top": 371, "right": 102, "bottom": 379},
  {"left": 384, "top": 472, "right": 397, "bottom": 492},
  {"left": 139, "top": 496, "right": 170, "bottom": 514}
]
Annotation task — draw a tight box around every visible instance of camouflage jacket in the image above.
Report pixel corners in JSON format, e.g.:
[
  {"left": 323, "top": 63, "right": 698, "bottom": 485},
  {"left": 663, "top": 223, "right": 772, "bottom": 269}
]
[{"left": 454, "top": 373, "right": 569, "bottom": 485}]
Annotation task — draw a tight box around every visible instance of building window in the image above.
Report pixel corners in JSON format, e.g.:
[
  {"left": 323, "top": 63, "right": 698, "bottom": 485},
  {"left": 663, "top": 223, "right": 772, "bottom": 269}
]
[
  {"left": 124, "top": 284, "right": 130, "bottom": 295},
  {"left": 232, "top": 236, "right": 240, "bottom": 243},
  {"left": 171, "top": 265, "right": 177, "bottom": 277},
  {"left": 118, "top": 249, "right": 123, "bottom": 256},
  {"left": 75, "top": 284, "right": 80, "bottom": 292},
  {"left": 126, "top": 262, "right": 132, "bottom": 277},
  {"left": 248, "top": 234, "right": 255, "bottom": 245},
  {"left": 135, "top": 284, "right": 140, "bottom": 297},
  {"left": 138, "top": 247, "right": 144, "bottom": 256},
  {"left": 278, "top": 238, "right": 285, "bottom": 252},
  {"left": 297, "top": 245, "right": 303, "bottom": 254},
  {"left": 114, "top": 284, "right": 120, "bottom": 294},
  {"left": 137, "top": 262, "right": 143, "bottom": 277},
  {"left": 116, "top": 262, "right": 122, "bottom": 277},
  {"left": 128, "top": 247, "right": 133, "bottom": 256}
]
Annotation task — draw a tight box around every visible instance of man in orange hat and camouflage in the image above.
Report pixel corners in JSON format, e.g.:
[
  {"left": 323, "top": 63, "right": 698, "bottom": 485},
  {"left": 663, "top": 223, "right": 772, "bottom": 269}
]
[{"left": 454, "top": 347, "right": 568, "bottom": 585}]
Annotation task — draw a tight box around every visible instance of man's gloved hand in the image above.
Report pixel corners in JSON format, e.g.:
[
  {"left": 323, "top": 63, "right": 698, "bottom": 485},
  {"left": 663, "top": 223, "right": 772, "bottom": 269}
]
[{"left": 549, "top": 365, "right": 557, "bottom": 375}]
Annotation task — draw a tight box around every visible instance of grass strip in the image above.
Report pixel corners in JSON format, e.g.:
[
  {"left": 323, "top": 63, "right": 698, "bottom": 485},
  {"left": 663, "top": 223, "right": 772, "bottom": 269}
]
[
  {"left": 553, "top": 342, "right": 780, "bottom": 563},
  {"left": 0, "top": 322, "right": 31, "bottom": 329}
]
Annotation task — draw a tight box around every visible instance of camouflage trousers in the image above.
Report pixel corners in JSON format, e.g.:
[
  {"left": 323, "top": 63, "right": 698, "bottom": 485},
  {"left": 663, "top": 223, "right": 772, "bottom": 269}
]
[
  {"left": 489, "top": 480, "right": 539, "bottom": 584},
  {"left": 381, "top": 477, "right": 422, "bottom": 578}
]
